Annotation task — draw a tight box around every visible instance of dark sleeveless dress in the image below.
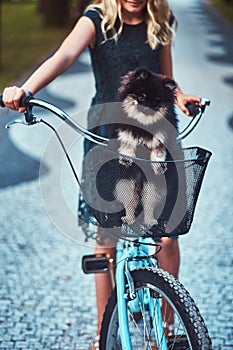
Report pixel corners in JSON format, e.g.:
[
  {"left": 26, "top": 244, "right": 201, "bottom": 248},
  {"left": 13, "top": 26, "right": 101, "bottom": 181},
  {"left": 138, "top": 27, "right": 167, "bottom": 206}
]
[
  {"left": 78, "top": 9, "right": 182, "bottom": 243},
  {"left": 84, "top": 8, "right": 161, "bottom": 105}
]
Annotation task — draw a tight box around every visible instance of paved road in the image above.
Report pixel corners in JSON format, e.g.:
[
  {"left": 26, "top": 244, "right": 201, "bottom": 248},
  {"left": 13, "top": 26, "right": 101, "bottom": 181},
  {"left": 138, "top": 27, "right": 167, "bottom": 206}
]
[{"left": 0, "top": 0, "right": 232, "bottom": 349}]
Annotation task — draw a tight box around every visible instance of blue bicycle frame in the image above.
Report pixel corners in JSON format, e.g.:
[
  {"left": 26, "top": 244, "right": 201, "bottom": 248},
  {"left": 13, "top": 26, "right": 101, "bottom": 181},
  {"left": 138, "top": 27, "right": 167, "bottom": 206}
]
[{"left": 115, "top": 238, "right": 168, "bottom": 350}]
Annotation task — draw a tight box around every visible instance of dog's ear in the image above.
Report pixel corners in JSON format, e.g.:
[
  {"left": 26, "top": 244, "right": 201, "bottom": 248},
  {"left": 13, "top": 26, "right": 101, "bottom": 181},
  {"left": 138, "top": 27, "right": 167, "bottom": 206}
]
[
  {"left": 164, "top": 77, "right": 177, "bottom": 91},
  {"left": 135, "top": 68, "right": 150, "bottom": 82}
]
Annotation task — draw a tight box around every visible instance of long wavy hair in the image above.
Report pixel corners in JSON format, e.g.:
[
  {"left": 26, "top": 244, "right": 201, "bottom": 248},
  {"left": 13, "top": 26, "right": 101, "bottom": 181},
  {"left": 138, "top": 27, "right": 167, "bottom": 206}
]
[{"left": 86, "top": 0, "right": 177, "bottom": 49}]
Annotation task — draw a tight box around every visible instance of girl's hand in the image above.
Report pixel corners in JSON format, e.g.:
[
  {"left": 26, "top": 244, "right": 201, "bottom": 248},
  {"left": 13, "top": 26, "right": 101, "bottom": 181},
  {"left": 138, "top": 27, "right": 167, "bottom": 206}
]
[
  {"left": 2, "top": 86, "right": 28, "bottom": 113},
  {"left": 176, "top": 90, "right": 200, "bottom": 116}
]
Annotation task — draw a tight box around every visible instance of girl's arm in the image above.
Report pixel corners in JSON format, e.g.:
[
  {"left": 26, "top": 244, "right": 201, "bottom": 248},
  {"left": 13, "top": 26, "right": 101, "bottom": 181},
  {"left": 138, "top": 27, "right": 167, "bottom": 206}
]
[
  {"left": 159, "top": 45, "right": 200, "bottom": 116},
  {"left": 2, "top": 16, "right": 95, "bottom": 111}
]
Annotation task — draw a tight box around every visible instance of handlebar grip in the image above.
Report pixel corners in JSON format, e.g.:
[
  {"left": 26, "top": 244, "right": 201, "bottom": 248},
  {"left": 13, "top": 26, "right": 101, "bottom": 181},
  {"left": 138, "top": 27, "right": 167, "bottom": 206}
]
[
  {"left": 186, "top": 103, "right": 200, "bottom": 116},
  {"left": 0, "top": 95, "right": 32, "bottom": 108},
  {"left": 0, "top": 95, "right": 5, "bottom": 107}
]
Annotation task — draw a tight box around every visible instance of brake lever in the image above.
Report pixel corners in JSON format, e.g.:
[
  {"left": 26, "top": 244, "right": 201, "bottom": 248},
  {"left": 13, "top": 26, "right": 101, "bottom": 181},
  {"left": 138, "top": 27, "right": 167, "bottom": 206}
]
[
  {"left": 5, "top": 100, "right": 39, "bottom": 128},
  {"left": 6, "top": 114, "right": 39, "bottom": 129}
]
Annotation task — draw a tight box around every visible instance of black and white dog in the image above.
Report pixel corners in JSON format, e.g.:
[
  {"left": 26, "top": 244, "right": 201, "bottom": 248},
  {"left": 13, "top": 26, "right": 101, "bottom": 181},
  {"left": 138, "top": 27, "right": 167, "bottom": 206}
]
[{"left": 114, "top": 68, "right": 179, "bottom": 227}]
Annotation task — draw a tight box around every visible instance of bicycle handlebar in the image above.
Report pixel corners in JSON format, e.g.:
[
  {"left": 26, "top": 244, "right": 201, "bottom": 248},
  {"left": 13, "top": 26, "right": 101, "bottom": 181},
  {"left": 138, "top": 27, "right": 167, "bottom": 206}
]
[
  {"left": 176, "top": 98, "right": 210, "bottom": 141},
  {"left": 0, "top": 95, "right": 109, "bottom": 146},
  {"left": 0, "top": 95, "right": 210, "bottom": 142}
]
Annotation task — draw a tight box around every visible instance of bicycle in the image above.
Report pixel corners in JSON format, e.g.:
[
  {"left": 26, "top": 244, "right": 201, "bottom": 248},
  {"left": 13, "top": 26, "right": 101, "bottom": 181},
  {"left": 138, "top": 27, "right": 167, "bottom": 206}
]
[{"left": 0, "top": 95, "right": 212, "bottom": 349}]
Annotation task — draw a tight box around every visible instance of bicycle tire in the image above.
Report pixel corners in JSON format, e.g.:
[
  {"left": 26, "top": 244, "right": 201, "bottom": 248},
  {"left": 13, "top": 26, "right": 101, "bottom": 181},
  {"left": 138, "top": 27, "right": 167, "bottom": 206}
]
[{"left": 100, "top": 267, "right": 212, "bottom": 350}]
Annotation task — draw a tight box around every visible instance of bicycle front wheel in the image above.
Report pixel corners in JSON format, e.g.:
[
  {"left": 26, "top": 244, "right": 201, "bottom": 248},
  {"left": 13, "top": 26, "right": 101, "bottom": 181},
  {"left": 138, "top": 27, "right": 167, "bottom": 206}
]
[{"left": 100, "top": 268, "right": 211, "bottom": 350}]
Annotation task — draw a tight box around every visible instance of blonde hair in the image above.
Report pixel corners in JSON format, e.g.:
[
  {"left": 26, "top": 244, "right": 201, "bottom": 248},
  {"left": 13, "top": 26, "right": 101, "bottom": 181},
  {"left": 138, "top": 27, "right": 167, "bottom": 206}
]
[{"left": 86, "top": 0, "right": 177, "bottom": 49}]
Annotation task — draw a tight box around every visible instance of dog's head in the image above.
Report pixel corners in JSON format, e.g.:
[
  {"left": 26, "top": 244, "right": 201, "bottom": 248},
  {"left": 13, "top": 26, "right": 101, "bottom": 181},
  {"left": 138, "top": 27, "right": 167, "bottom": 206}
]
[{"left": 118, "top": 69, "right": 177, "bottom": 125}]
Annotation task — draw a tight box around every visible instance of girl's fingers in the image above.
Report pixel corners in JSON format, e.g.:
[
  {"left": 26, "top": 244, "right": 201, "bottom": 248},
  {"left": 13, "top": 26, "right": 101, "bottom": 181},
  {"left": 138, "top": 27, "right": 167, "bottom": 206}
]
[{"left": 3, "top": 86, "right": 25, "bottom": 111}]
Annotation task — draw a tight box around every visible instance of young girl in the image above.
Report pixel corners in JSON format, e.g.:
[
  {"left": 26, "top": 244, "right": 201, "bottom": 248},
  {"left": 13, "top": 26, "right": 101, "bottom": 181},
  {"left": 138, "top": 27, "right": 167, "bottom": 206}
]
[{"left": 2, "top": 1, "right": 200, "bottom": 348}]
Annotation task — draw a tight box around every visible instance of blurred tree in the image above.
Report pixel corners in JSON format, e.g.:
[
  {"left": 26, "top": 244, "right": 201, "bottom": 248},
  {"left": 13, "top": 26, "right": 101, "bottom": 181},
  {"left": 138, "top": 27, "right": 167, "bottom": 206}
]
[
  {"left": 37, "top": 0, "right": 92, "bottom": 27},
  {"left": 0, "top": 0, "right": 1, "bottom": 70},
  {"left": 78, "top": 0, "right": 91, "bottom": 12},
  {"left": 70, "top": 0, "right": 91, "bottom": 20},
  {"left": 38, "top": 0, "right": 71, "bottom": 27}
]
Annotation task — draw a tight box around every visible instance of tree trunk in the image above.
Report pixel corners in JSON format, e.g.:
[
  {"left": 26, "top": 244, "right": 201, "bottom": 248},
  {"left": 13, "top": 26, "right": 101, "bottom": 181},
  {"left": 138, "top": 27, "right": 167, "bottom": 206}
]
[{"left": 38, "top": 0, "right": 71, "bottom": 27}]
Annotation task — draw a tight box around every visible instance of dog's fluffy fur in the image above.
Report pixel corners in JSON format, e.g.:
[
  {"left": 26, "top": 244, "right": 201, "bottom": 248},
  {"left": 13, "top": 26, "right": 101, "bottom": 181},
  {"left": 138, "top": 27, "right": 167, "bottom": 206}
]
[{"left": 114, "top": 68, "right": 179, "bottom": 226}]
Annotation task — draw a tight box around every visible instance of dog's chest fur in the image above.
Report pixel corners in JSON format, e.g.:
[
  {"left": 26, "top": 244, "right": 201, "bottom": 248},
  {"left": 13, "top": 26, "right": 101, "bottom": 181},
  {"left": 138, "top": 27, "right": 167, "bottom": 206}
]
[{"left": 116, "top": 106, "right": 177, "bottom": 155}]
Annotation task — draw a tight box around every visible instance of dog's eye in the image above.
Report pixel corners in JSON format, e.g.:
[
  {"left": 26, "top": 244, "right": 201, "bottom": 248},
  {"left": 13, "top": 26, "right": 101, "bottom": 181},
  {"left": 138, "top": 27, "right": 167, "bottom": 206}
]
[{"left": 137, "top": 93, "right": 146, "bottom": 102}]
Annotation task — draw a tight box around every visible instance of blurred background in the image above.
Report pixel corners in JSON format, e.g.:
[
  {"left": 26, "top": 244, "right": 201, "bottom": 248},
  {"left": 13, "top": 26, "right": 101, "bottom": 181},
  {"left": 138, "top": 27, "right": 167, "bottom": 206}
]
[
  {"left": 0, "top": 0, "right": 232, "bottom": 91},
  {"left": 0, "top": 0, "right": 92, "bottom": 91}
]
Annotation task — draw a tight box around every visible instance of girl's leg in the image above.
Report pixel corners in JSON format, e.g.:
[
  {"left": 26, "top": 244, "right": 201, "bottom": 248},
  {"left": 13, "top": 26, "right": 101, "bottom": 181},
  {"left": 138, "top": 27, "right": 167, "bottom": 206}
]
[
  {"left": 90, "top": 239, "right": 116, "bottom": 350},
  {"left": 157, "top": 237, "right": 180, "bottom": 278},
  {"left": 157, "top": 237, "right": 180, "bottom": 334},
  {"left": 94, "top": 241, "right": 116, "bottom": 335}
]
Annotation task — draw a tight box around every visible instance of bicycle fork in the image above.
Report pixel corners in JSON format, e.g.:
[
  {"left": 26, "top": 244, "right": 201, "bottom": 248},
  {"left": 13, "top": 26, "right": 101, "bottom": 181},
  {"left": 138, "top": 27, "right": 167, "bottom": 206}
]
[
  {"left": 116, "top": 256, "right": 133, "bottom": 350},
  {"left": 115, "top": 252, "right": 168, "bottom": 350}
]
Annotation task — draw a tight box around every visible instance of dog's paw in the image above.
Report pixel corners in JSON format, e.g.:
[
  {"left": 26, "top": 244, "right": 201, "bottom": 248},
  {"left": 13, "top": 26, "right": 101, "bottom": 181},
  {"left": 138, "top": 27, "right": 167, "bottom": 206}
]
[
  {"left": 144, "top": 218, "right": 158, "bottom": 227},
  {"left": 119, "top": 156, "right": 133, "bottom": 167},
  {"left": 151, "top": 162, "right": 167, "bottom": 175},
  {"left": 122, "top": 215, "right": 135, "bottom": 225}
]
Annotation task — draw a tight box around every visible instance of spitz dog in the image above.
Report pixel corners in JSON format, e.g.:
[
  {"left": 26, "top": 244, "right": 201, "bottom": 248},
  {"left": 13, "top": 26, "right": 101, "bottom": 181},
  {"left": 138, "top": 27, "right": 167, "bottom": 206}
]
[{"left": 114, "top": 68, "right": 179, "bottom": 227}]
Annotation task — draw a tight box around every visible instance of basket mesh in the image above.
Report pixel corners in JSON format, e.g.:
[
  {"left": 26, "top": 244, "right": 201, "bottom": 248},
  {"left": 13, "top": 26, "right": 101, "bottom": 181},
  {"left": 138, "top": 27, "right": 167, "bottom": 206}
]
[{"left": 80, "top": 145, "right": 211, "bottom": 240}]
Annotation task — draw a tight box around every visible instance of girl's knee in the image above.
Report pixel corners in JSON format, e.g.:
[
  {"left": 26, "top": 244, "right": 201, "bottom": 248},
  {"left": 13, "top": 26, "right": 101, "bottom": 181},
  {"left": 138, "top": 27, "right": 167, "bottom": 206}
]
[{"left": 160, "top": 237, "right": 179, "bottom": 252}]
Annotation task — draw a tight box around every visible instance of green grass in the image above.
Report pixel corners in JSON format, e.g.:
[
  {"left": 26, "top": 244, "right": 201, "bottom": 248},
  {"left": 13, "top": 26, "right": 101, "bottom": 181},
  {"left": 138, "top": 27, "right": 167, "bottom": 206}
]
[
  {"left": 210, "top": 0, "right": 233, "bottom": 24},
  {"left": 0, "top": 2, "right": 71, "bottom": 91}
]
